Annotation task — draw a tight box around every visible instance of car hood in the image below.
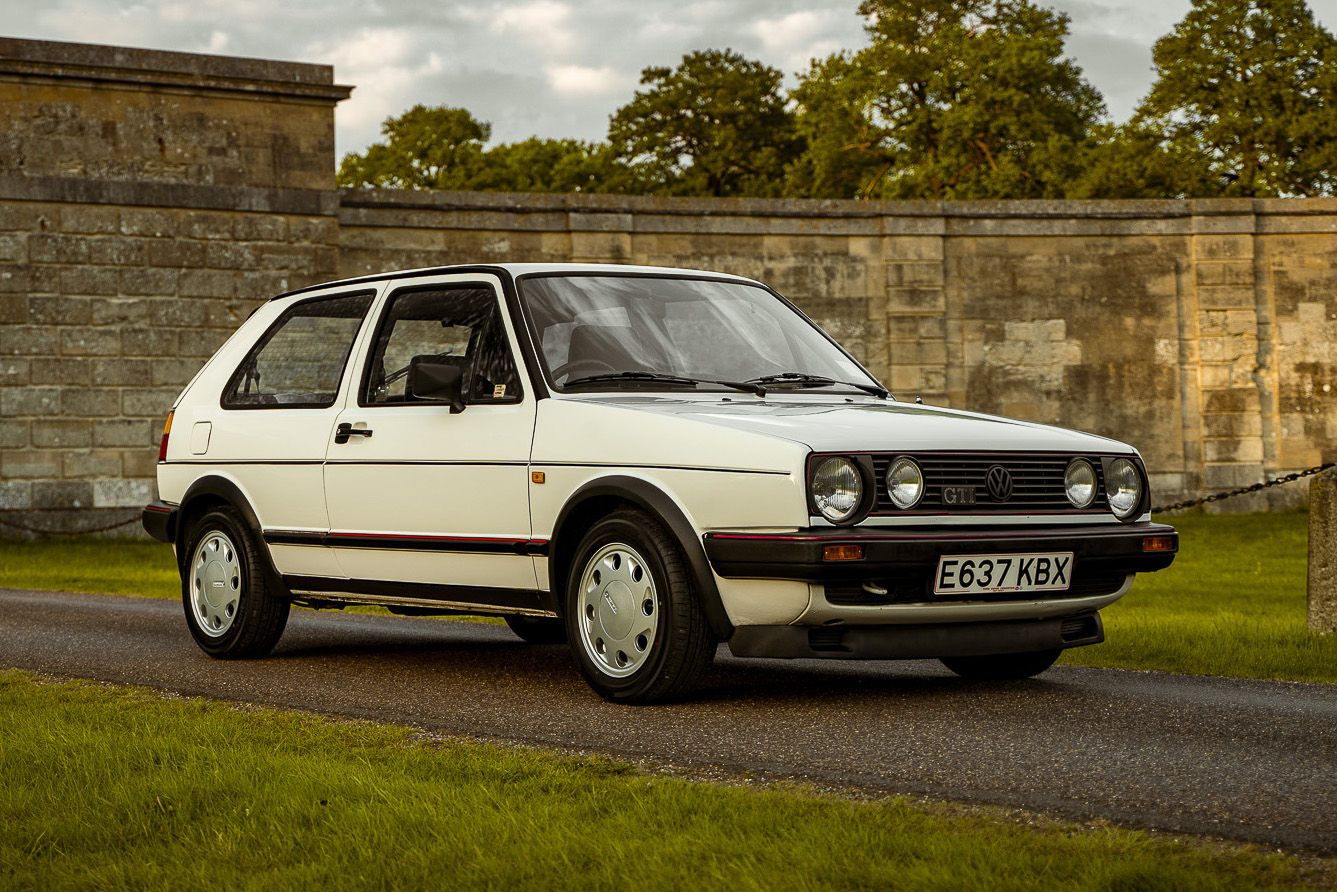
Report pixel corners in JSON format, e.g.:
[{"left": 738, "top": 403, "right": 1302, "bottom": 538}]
[{"left": 570, "top": 395, "right": 1134, "bottom": 455}]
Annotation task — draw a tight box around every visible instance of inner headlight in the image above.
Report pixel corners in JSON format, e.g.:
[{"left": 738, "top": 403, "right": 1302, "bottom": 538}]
[
  {"left": 811, "top": 456, "right": 863, "bottom": 524},
  {"left": 886, "top": 456, "right": 924, "bottom": 509},
  {"left": 1064, "top": 459, "right": 1097, "bottom": 509},
  {"left": 1106, "top": 458, "right": 1144, "bottom": 520}
]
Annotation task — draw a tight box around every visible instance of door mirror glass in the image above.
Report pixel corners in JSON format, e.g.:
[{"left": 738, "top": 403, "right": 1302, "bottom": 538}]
[{"left": 408, "top": 357, "right": 466, "bottom": 413}]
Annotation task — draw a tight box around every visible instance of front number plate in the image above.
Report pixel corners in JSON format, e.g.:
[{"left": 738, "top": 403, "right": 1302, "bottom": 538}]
[{"left": 933, "top": 552, "right": 1073, "bottom": 595}]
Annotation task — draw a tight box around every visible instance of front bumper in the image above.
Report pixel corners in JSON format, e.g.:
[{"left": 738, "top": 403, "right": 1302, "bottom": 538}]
[{"left": 703, "top": 521, "right": 1177, "bottom": 584}]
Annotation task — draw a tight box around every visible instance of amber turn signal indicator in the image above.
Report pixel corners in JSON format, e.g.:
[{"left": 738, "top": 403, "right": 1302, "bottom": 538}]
[
  {"left": 531, "top": 471, "right": 545, "bottom": 484},
  {"left": 157, "top": 410, "right": 174, "bottom": 463},
  {"left": 823, "top": 544, "right": 864, "bottom": 561},
  {"left": 1142, "top": 536, "right": 1175, "bottom": 552}
]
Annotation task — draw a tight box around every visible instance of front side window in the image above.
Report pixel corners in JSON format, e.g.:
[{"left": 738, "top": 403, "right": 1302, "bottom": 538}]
[
  {"left": 519, "top": 275, "right": 879, "bottom": 393},
  {"left": 222, "top": 292, "right": 373, "bottom": 409},
  {"left": 362, "top": 285, "right": 522, "bottom": 406}
]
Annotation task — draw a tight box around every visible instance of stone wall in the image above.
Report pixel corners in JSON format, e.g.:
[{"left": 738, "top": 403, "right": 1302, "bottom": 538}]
[
  {"left": 0, "top": 38, "right": 348, "bottom": 535},
  {"left": 1, "top": 37, "right": 1335, "bottom": 536}
]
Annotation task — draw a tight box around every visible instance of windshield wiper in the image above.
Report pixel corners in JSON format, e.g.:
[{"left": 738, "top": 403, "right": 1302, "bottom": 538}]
[
  {"left": 745, "top": 372, "right": 889, "bottom": 399},
  {"left": 563, "top": 371, "right": 766, "bottom": 396}
]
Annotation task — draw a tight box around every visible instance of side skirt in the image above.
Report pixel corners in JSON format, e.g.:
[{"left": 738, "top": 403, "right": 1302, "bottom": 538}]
[{"left": 283, "top": 575, "right": 559, "bottom": 618}]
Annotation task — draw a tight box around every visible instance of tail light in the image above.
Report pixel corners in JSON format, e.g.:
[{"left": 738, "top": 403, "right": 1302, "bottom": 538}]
[{"left": 158, "top": 410, "right": 174, "bottom": 462}]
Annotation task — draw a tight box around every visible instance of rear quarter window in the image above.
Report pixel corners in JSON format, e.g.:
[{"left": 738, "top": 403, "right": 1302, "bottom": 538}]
[{"left": 222, "top": 292, "right": 374, "bottom": 409}]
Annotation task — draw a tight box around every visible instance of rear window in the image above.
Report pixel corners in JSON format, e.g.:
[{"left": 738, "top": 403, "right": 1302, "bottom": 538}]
[{"left": 222, "top": 292, "right": 374, "bottom": 409}]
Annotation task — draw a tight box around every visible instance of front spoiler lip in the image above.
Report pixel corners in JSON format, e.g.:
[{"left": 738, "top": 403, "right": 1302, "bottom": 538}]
[{"left": 702, "top": 521, "right": 1177, "bottom": 581}]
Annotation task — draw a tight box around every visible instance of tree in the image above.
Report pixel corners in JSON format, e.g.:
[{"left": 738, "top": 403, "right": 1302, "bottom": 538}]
[
  {"left": 337, "top": 105, "right": 490, "bottom": 189},
  {"left": 1131, "top": 0, "right": 1337, "bottom": 197},
  {"left": 1065, "top": 124, "right": 1221, "bottom": 199},
  {"left": 606, "top": 49, "right": 803, "bottom": 197},
  {"left": 790, "top": 0, "right": 1106, "bottom": 200},
  {"left": 464, "top": 138, "right": 624, "bottom": 194}
]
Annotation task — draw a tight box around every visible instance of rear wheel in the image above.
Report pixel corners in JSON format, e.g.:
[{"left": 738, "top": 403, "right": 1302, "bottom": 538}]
[
  {"left": 504, "top": 614, "right": 567, "bottom": 644},
  {"left": 181, "top": 507, "right": 289, "bottom": 658},
  {"left": 565, "top": 509, "right": 715, "bottom": 703},
  {"left": 940, "top": 648, "right": 1062, "bottom": 680}
]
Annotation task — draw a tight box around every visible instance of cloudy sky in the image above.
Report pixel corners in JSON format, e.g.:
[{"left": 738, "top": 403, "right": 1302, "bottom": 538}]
[{"left": 9, "top": 0, "right": 1337, "bottom": 160}]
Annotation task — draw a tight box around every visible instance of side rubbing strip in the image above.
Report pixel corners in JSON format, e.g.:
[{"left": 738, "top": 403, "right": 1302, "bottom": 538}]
[{"left": 265, "top": 530, "right": 549, "bottom": 556}]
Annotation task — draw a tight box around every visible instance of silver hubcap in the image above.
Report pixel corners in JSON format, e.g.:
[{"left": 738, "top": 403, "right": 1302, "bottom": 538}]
[
  {"left": 577, "top": 542, "right": 658, "bottom": 678},
  {"left": 190, "top": 531, "right": 242, "bottom": 637}
]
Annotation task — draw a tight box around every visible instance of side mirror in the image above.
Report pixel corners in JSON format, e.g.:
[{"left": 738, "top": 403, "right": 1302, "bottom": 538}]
[{"left": 408, "top": 357, "right": 465, "bottom": 413}]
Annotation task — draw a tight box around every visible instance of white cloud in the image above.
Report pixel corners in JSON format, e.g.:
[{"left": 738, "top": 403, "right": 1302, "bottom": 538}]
[
  {"left": 545, "top": 64, "right": 633, "bottom": 96},
  {"left": 205, "top": 30, "right": 230, "bottom": 53},
  {"left": 749, "top": 8, "right": 857, "bottom": 76},
  {"left": 486, "top": 0, "right": 576, "bottom": 51}
]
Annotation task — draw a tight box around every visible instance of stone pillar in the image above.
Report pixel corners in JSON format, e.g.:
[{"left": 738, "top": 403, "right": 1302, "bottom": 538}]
[
  {"left": 1309, "top": 467, "right": 1337, "bottom": 634},
  {"left": 0, "top": 38, "right": 350, "bottom": 537}
]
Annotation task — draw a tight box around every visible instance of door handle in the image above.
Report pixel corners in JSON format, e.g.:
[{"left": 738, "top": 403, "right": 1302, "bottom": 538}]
[{"left": 334, "top": 422, "right": 373, "bottom": 445}]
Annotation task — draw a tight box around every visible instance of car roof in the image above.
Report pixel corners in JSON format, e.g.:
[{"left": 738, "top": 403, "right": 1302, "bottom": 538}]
[{"left": 270, "top": 263, "right": 763, "bottom": 301}]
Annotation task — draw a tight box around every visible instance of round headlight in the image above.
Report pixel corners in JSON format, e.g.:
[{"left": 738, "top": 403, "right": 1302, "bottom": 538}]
[
  {"left": 1064, "top": 459, "right": 1097, "bottom": 509},
  {"left": 812, "top": 457, "right": 863, "bottom": 524},
  {"left": 1106, "top": 458, "right": 1143, "bottom": 520},
  {"left": 886, "top": 457, "right": 924, "bottom": 509}
]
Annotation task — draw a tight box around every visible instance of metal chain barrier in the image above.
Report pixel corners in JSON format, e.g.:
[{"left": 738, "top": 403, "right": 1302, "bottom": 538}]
[
  {"left": 0, "top": 509, "right": 142, "bottom": 537},
  {"left": 1152, "top": 461, "right": 1337, "bottom": 514}
]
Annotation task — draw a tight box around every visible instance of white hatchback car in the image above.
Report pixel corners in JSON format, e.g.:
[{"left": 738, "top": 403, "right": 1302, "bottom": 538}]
[{"left": 143, "top": 263, "right": 1177, "bottom": 702}]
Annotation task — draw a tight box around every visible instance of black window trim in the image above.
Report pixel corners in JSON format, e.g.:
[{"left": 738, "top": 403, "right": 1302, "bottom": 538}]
[
  {"left": 356, "top": 280, "right": 527, "bottom": 410},
  {"left": 220, "top": 289, "right": 377, "bottom": 412}
]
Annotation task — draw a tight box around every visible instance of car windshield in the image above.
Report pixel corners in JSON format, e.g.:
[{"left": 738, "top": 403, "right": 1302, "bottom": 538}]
[{"left": 519, "top": 274, "right": 884, "bottom": 395}]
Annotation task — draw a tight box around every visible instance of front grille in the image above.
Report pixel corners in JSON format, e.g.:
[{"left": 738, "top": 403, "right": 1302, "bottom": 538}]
[{"left": 871, "top": 453, "right": 1110, "bottom": 516}]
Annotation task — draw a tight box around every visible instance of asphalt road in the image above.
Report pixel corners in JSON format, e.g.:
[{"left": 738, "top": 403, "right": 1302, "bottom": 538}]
[{"left": 4, "top": 588, "right": 1335, "bottom": 854}]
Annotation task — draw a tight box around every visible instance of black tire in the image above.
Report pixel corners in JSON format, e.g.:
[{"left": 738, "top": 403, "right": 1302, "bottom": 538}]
[
  {"left": 564, "top": 509, "right": 716, "bottom": 704},
  {"left": 181, "top": 506, "right": 289, "bottom": 659},
  {"left": 504, "top": 614, "right": 568, "bottom": 644},
  {"left": 940, "top": 648, "right": 1062, "bottom": 680}
]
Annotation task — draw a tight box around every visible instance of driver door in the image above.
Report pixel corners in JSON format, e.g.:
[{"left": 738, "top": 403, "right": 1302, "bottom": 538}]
[{"left": 322, "top": 274, "right": 541, "bottom": 607}]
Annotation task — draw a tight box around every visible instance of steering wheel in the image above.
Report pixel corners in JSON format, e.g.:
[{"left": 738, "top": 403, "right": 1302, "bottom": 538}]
[{"left": 551, "top": 358, "right": 618, "bottom": 383}]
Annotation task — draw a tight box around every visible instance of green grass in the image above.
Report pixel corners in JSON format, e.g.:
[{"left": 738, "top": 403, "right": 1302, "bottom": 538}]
[
  {"left": 1062, "top": 510, "right": 1337, "bottom": 683},
  {"left": 3, "top": 511, "right": 1336, "bottom": 682},
  {"left": 1, "top": 669, "right": 1325, "bottom": 892},
  {"left": 0, "top": 538, "right": 178, "bottom": 599}
]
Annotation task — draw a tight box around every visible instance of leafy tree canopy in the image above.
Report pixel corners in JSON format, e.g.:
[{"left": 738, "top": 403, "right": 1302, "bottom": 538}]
[
  {"left": 1131, "top": 0, "right": 1337, "bottom": 197},
  {"left": 790, "top": 0, "right": 1106, "bottom": 200},
  {"left": 338, "top": 105, "right": 490, "bottom": 190},
  {"left": 462, "top": 138, "right": 624, "bottom": 194},
  {"left": 606, "top": 49, "right": 803, "bottom": 197}
]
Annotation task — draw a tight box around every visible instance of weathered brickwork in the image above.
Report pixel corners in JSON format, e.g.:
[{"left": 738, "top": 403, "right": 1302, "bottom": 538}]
[
  {"left": 0, "top": 38, "right": 346, "bottom": 535},
  {"left": 1, "top": 38, "right": 1335, "bottom": 537}
]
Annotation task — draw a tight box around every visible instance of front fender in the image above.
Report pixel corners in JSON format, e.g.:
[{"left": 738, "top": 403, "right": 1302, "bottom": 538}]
[{"left": 550, "top": 475, "right": 733, "bottom": 639}]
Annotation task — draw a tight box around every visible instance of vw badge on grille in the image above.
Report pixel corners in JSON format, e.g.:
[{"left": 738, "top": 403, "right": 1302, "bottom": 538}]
[{"left": 985, "top": 465, "right": 1013, "bottom": 502}]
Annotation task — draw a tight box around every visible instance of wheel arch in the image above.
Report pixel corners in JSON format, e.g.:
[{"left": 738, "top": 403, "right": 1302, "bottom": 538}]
[
  {"left": 550, "top": 475, "right": 734, "bottom": 639},
  {"left": 177, "top": 475, "right": 289, "bottom": 597}
]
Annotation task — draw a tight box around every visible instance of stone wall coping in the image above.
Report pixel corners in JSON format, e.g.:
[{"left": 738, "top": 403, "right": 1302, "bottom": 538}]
[
  {"left": 0, "top": 174, "right": 340, "bottom": 216},
  {"left": 340, "top": 188, "right": 1337, "bottom": 223},
  {"left": 0, "top": 37, "right": 351, "bottom": 104}
]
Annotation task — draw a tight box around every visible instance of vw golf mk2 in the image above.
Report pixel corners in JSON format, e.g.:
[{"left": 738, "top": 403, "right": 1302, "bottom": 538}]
[{"left": 143, "top": 263, "right": 1178, "bottom": 703}]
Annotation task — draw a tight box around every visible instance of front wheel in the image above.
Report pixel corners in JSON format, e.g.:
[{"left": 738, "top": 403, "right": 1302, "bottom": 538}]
[
  {"left": 940, "top": 648, "right": 1062, "bottom": 680},
  {"left": 181, "top": 507, "right": 289, "bottom": 658},
  {"left": 565, "top": 509, "right": 716, "bottom": 704}
]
